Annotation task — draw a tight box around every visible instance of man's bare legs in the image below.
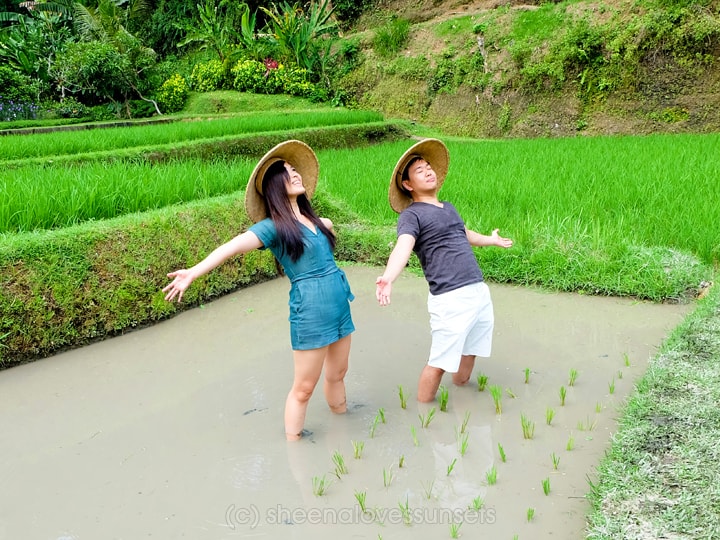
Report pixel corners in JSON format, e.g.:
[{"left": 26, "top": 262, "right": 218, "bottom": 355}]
[
  {"left": 418, "top": 365, "right": 444, "bottom": 402},
  {"left": 418, "top": 354, "right": 476, "bottom": 402},
  {"left": 452, "top": 354, "right": 476, "bottom": 386}
]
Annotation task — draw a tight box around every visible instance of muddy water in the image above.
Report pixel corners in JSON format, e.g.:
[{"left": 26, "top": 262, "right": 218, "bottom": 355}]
[{"left": 0, "top": 266, "right": 692, "bottom": 540}]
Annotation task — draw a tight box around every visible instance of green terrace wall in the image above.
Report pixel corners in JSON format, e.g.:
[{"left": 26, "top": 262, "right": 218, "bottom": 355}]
[{"left": 0, "top": 192, "right": 397, "bottom": 368}]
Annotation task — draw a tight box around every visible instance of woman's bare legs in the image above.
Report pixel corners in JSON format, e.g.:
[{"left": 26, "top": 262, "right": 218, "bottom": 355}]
[
  {"left": 323, "top": 335, "right": 351, "bottom": 413},
  {"left": 285, "top": 346, "right": 327, "bottom": 441},
  {"left": 284, "top": 335, "right": 351, "bottom": 441}
]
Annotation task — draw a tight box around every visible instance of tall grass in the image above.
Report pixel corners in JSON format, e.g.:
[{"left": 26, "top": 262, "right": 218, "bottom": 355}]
[
  {"left": 4, "top": 132, "right": 718, "bottom": 283},
  {"left": 0, "top": 109, "right": 384, "bottom": 162},
  {"left": 0, "top": 158, "right": 255, "bottom": 232},
  {"left": 320, "top": 134, "right": 720, "bottom": 265}
]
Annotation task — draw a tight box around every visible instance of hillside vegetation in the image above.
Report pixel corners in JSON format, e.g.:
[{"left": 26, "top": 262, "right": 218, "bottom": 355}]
[{"left": 338, "top": 0, "right": 720, "bottom": 138}]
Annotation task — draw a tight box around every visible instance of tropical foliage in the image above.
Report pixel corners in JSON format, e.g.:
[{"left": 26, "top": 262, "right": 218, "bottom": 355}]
[{"left": 0, "top": 0, "right": 363, "bottom": 119}]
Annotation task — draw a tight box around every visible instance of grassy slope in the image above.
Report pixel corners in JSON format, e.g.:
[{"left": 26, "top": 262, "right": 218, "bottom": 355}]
[{"left": 346, "top": 0, "right": 720, "bottom": 139}]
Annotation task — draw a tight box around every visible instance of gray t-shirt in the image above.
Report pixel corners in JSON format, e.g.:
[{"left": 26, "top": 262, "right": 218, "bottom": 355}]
[{"left": 397, "top": 201, "right": 484, "bottom": 295}]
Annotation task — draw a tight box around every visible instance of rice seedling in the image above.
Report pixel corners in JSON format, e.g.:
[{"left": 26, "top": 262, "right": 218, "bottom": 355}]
[
  {"left": 312, "top": 475, "right": 331, "bottom": 496},
  {"left": 447, "top": 458, "right": 458, "bottom": 476},
  {"left": 566, "top": 434, "right": 575, "bottom": 451},
  {"left": 398, "top": 384, "right": 408, "bottom": 409},
  {"left": 595, "top": 402, "right": 602, "bottom": 413},
  {"left": 551, "top": 452, "right": 560, "bottom": 470},
  {"left": 618, "top": 370, "right": 624, "bottom": 380},
  {"left": 458, "top": 432, "right": 469, "bottom": 456},
  {"left": 398, "top": 454, "right": 405, "bottom": 468},
  {"left": 521, "top": 413, "right": 535, "bottom": 439},
  {"left": 498, "top": 443, "right": 507, "bottom": 463},
  {"left": 354, "top": 490, "right": 368, "bottom": 513},
  {"left": 608, "top": 378, "right": 616, "bottom": 395},
  {"left": 450, "top": 521, "right": 462, "bottom": 538},
  {"left": 410, "top": 425, "right": 419, "bottom": 446},
  {"left": 460, "top": 410, "right": 471, "bottom": 434},
  {"left": 524, "top": 367, "right": 531, "bottom": 384},
  {"left": 469, "top": 496, "right": 484, "bottom": 511},
  {"left": 489, "top": 385, "right": 503, "bottom": 414},
  {"left": 332, "top": 451, "right": 348, "bottom": 476},
  {"left": 527, "top": 507, "right": 535, "bottom": 522},
  {"left": 377, "top": 408, "right": 386, "bottom": 424},
  {"left": 623, "top": 352, "right": 631, "bottom": 367},
  {"left": 568, "top": 368, "right": 579, "bottom": 386},
  {"left": 559, "top": 385, "right": 567, "bottom": 406},
  {"left": 546, "top": 407, "right": 555, "bottom": 425},
  {"left": 383, "top": 466, "right": 395, "bottom": 488},
  {"left": 421, "top": 479, "right": 435, "bottom": 500},
  {"left": 542, "top": 477, "right": 551, "bottom": 495},
  {"left": 438, "top": 385, "right": 449, "bottom": 412},
  {"left": 477, "top": 373, "right": 488, "bottom": 391},
  {"left": 352, "top": 440, "right": 365, "bottom": 459},
  {"left": 370, "top": 415, "right": 380, "bottom": 438},
  {"left": 506, "top": 387, "right": 517, "bottom": 399},
  {"left": 398, "top": 496, "right": 411, "bottom": 525},
  {"left": 577, "top": 415, "right": 597, "bottom": 431},
  {"left": 419, "top": 407, "right": 437, "bottom": 428},
  {"left": 486, "top": 465, "right": 497, "bottom": 485}
]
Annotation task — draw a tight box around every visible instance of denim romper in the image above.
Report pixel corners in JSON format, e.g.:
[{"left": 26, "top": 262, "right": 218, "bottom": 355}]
[{"left": 249, "top": 218, "right": 355, "bottom": 350}]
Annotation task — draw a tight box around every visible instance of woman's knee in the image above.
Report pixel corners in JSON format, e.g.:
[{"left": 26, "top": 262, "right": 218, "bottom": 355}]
[{"left": 290, "top": 380, "right": 317, "bottom": 403}]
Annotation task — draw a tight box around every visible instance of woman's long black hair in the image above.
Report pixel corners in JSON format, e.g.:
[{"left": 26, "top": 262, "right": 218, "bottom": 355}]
[{"left": 261, "top": 160, "right": 336, "bottom": 264}]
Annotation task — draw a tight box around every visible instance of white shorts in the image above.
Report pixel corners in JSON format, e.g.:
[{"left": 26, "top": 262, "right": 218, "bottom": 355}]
[{"left": 427, "top": 282, "right": 494, "bottom": 373}]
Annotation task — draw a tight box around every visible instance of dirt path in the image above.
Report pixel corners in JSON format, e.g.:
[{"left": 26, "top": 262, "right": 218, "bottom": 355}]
[{"left": 0, "top": 266, "right": 692, "bottom": 540}]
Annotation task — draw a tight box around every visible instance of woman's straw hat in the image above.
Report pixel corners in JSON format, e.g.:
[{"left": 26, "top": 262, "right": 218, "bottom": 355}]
[
  {"left": 389, "top": 138, "right": 449, "bottom": 213},
  {"left": 244, "top": 140, "right": 319, "bottom": 223}
]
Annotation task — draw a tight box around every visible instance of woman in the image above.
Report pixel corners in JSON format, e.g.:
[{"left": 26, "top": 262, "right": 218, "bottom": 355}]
[{"left": 163, "top": 140, "right": 355, "bottom": 441}]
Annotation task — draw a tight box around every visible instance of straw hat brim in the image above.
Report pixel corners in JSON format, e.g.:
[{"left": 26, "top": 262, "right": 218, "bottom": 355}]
[
  {"left": 244, "top": 140, "right": 319, "bottom": 223},
  {"left": 389, "top": 138, "right": 449, "bottom": 213}
]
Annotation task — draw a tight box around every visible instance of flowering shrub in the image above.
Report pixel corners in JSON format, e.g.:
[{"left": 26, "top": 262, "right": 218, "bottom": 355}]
[
  {"left": 156, "top": 74, "right": 189, "bottom": 113},
  {"left": 0, "top": 98, "right": 39, "bottom": 122},
  {"left": 190, "top": 60, "right": 227, "bottom": 92}
]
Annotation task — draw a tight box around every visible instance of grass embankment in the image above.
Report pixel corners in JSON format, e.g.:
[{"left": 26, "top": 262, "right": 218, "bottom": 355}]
[
  {"left": 586, "top": 283, "right": 720, "bottom": 538},
  {"left": 0, "top": 109, "right": 384, "bottom": 161}
]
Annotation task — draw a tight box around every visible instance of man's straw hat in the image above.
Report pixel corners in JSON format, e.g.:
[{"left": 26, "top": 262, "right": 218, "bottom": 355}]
[
  {"left": 389, "top": 138, "right": 449, "bottom": 213},
  {"left": 245, "top": 140, "right": 319, "bottom": 223}
]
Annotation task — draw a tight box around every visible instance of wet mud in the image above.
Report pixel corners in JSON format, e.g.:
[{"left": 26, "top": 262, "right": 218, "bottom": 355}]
[{"left": 0, "top": 266, "right": 692, "bottom": 540}]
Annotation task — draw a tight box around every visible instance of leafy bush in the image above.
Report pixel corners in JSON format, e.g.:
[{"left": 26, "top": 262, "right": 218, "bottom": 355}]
[
  {"left": 190, "top": 59, "right": 227, "bottom": 92},
  {"left": 156, "top": 74, "right": 190, "bottom": 113},
  {"left": 0, "top": 66, "right": 39, "bottom": 103},
  {"left": 231, "top": 59, "right": 315, "bottom": 98},
  {"left": 49, "top": 97, "right": 92, "bottom": 119},
  {"left": 53, "top": 41, "right": 132, "bottom": 105},
  {"left": 333, "top": 0, "right": 372, "bottom": 28},
  {"left": 230, "top": 59, "right": 268, "bottom": 92}
]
